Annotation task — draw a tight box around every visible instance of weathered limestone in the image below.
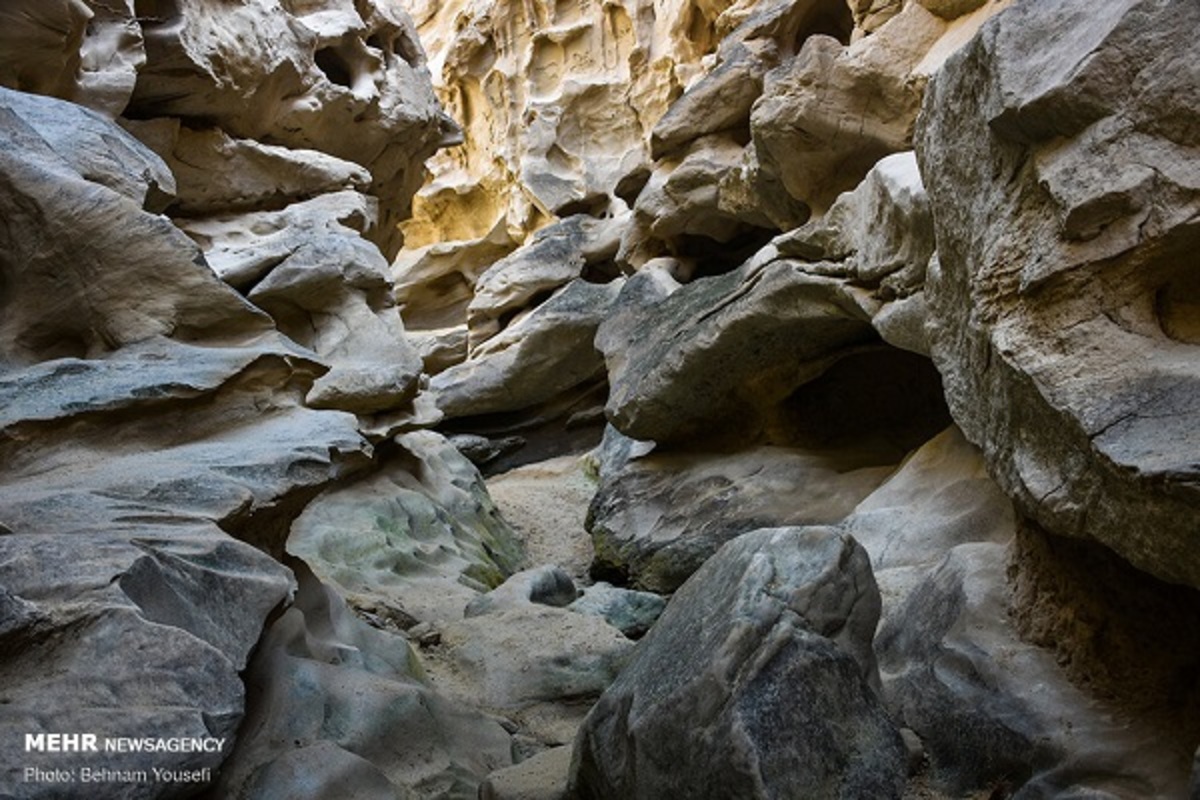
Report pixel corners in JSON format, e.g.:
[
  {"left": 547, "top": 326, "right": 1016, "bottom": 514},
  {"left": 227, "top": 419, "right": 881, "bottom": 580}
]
[
  {"left": 748, "top": 0, "right": 1010, "bottom": 219},
  {"left": 133, "top": 0, "right": 455, "bottom": 255},
  {"left": 0, "top": 528, "right": 292, "bottom": 798},
  {"left": 0, "top": 87, "right": 269, "bottom": 366},
  {"left": 432, "top": 279, "right": 622, "bottom": 420},
  {"left": 878, "top": 539, "right": 1195, "bottom": 798},
  {"left": 569, "top": 527, "right": 906, "bottom": 800},
  {"left": 916, "top": 0, "right": 1200, "bottom": 589},
  {"left": 467, "top": 215, "right": 623, "bottom": 350},
  {"left": 178, "top": 191, "right": 427, "bottom": 417},
  {"left": 598, "top": 240, "right": 948, "bottom": 449},
  {"left": 287, "top": 430, "right": 524, "bottom": 625},
  {"left": 127, "top": 119, "right": 373, "bottom": 215},
  {"left": 0, "top": 89, "right": 385, "bottom": 794},
  {"left": 0, "top": 0, "right": 144, "bottom": 116},
  {"left": 402, "top": 0, "right": 711, "bottom": 249},
  {"left": 212, "top": 563, "right": 514, "bottom": 800}
]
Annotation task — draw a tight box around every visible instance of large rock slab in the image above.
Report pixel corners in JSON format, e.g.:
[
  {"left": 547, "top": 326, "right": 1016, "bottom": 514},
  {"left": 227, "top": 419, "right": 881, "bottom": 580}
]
[
  {"left": 0, "top": 86, "right": 271, "bottom": 366},
  {"left": 599, "top": 256, "right": 876, "bottom": 446},
  {"left": 569, "top": 526, "right": 906, "bottom": 800},
  {"left": 432, "top": 279, "right": 622, "bottom": 420},
  {"left": 587, "top": 443, "right": 895, "bottom": 593},
  {"left": 599, "top": 236, "right": 951, "bottom": 450},
  {"left": 915, "top": 0, "right": 1200, "bottom": 589},
  {"left": 0, "top": 528, "right": 292, "bottom": 799}
]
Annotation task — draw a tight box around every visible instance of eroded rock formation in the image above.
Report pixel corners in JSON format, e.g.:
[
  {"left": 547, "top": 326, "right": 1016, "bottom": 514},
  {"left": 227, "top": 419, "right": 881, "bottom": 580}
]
[{"left": 1, "top": 0, "right": 1198, "bottom": 798}]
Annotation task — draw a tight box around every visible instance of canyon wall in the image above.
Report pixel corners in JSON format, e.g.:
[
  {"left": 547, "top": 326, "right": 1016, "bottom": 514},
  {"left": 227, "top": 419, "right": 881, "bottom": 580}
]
[{"left": 0, "top": 0, "right": 1197, "bottom": 798}]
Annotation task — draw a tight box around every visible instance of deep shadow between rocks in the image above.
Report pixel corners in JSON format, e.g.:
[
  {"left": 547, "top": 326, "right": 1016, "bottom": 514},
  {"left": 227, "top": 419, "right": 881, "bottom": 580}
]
[
  {"left": 768, "top": 346, "right": 952, "bottom": 459},
  {"left": 1009, "top": 519, "right": 1200, "bottom": 753}
]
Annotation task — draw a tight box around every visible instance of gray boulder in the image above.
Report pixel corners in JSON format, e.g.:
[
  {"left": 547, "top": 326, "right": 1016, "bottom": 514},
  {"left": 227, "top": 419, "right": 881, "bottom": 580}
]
[
  {"left": 587, "top": 444, "right": 894, "bottom": 593},
  {"left": 465, "top": 566, "right": 579, "bottom": 618},
  {"left": 599, "top": 256, "right": 876, "bottom": 446},
  {"left": 432, "top": 279, "right": 622, "bottom": 420},
  {"left": 569, "top": 526, "right": 906, "bottom": 800},
  {"left": 567, "top": 583, "right": 665, "bottom": 639},
  {"left": 915, "top": 0, "right": 1200, "bottom": 590}
]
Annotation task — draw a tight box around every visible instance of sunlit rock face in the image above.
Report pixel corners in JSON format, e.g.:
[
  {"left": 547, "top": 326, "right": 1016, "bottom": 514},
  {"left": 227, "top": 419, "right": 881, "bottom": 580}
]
[{"left": 401, "top": 0, "right": 722, "bottom": 250}]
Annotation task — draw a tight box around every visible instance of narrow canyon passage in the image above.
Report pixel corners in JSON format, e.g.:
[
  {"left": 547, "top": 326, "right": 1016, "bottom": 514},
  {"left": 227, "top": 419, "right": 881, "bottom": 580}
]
[{"left": 0, "top": 1, "right": 1198, "bottom": 799}]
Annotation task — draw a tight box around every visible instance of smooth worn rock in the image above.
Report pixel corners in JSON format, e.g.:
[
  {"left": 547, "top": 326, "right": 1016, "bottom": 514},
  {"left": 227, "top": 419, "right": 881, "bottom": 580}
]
[
  {"left": 432, "top": 279, "right": 622, "bottom": 420},
  {"left": 587, "top": 444, "right": 895, "bottom": 593},
  {"left": 567, "top": 583, "right": 666, "bottom": 639},
  {"left": 877, "top": 540, "right": 1193, "bottom": 798},
  {"left": 288, "top": 430, "right": 524, "bottom": 625},
  {"left": 392, "top": 226, "right": 521, "bottom": 353},
  {"left": 650, "top": 40, "right": 779, "bottom": 159},
  {"left": 178, "top": 191, "right": 426, "bottom": 416},
  {"left": 467, "top": 215, "right": 622, "bottom": 349},
  {"left": 127, "top": 118, "right": 372, "bottom": 215},
  {"left": 842, "top": 425, "right": 1015, "bottom": 620},
  {"left": 433, "top": 605, "right": 633, "bottom": 711},
  {"left": 600, "top": 242, "right": 951, "bottom": 450},
  {"left": 569, "top": 526, "right": 906, "bottom": 800},
  {"left": 0, "top": 86, "right": 270, "bottom": 366},
  {"left": 211, "top": 562, "right": 513, "bottom": 800},
  {"left": 465, "top": 565, "right": 579, "bottom": 618},
  {"left": 750, "top": 5, "right": 941, "bottom": 214},
  {"left": 0, "top": 0, "right": 144, "bottom": 116},
  {"left": 633, "top": 133, "right": 765, "bottom": 248},
  {"left": 915, "top": 0, "right": 1200, "bottom": 589},
  {"left": 0, "top": 339, "right": 372, "bottom": 555},
  {"left": 600, "top": 257, "right": 876, "bottom": 446},
  {"left": 480, "top": 746, "right": 572, "bottom": 800},
  {"left": 0, "top": 527, "right": 293, "bottom": 797},
  {"left": 771, "top": 150, "right": 937, "bottom": 355}
]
